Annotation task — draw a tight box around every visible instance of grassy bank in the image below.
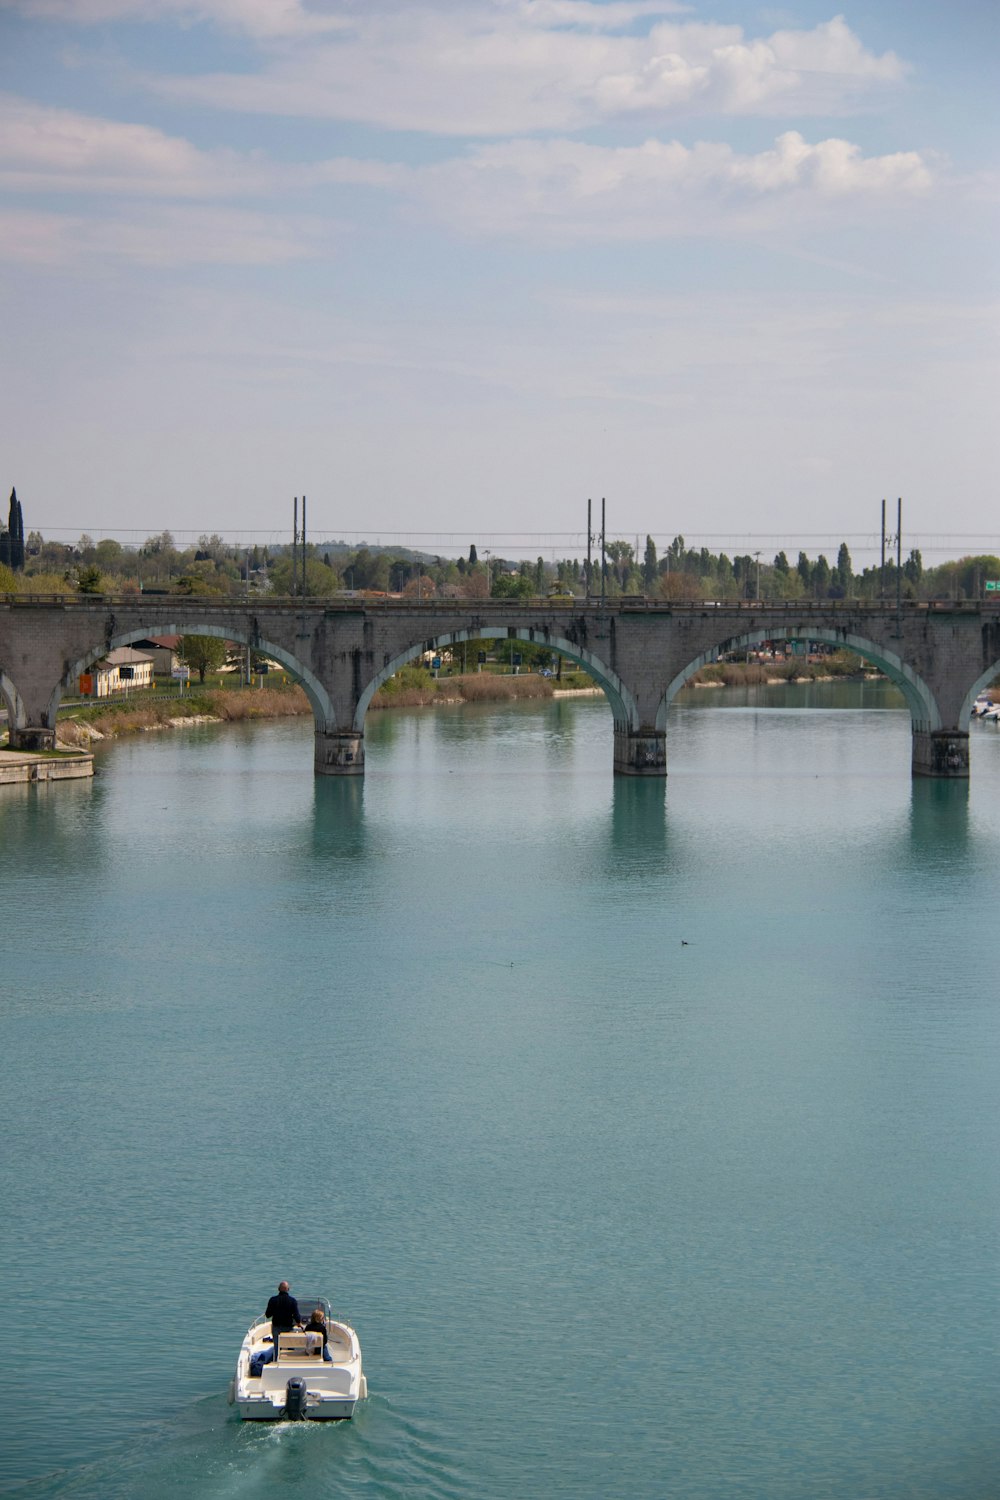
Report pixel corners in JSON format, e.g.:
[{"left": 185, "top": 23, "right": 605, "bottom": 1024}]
[
  {"left": 370, "top": 666, "right": 555, "bottom": 709},
  {"left": 48, "top": 655, "right": 869, "bottom": 748},
  {"left": 57, "top": 684, "right": 312, "bottom": 744},
  {"left": 691, "top": 651, "right": 867, "bottom": 687},
  {"left": 54, "top": 671, "right": 561, "bottom": 745}
]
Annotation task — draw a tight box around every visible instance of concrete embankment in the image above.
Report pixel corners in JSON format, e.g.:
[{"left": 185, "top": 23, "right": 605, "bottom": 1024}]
[{"left": 0, "top": 748, "right": 94, "bottom": 784}]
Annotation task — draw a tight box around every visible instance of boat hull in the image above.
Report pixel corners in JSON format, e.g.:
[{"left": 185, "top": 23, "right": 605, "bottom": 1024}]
[{"left": 238, "top": 1397, "right": 357, "bottom": 1421}]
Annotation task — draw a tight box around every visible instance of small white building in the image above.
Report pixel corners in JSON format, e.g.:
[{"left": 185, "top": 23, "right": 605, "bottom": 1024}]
[{"left": 83, "top": 647, "right": 155, "bottom": 698}]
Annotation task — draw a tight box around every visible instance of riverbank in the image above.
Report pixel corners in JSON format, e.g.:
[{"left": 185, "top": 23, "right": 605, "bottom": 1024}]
[
  {"left": 43, "top": 659, "right": 875, "bottom": 749},
  {"left": 54, "top": 685, "right": 312, "bottom": 747},
  {"left": 51, "top": 672, "right": 572, "bottom": 746}
]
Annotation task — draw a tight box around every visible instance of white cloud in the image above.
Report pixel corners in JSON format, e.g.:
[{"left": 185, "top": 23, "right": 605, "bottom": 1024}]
[
  {"left": 0, "top": 93, "right": 935, "bottom": 255},
  {"left": 0, "top": 95, "right": 401, "bottom": 198},
  {"left": 0, "top": 203, "right": 327, "bottom": 265},
  {"left": 7, "top": 0, "right": 348, "bottom": 39},
  {"left": 0, "top": 95, "right": 244, "bottom": 196},
  {"left": 140, "top": 6, "right": 906, "bottom": 135},
  {"left": 407, "top": 131, "right": 932, "bottom": 241}
]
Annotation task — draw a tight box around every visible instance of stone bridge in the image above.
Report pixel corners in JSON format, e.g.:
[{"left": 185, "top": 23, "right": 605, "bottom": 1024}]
[{"left": 2, "top": 595, "right": 1000, "bottom": 778}]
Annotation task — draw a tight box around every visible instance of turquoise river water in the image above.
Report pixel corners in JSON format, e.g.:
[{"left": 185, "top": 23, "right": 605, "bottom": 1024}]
[{"left": 2, "top": 681, "right": 1000, "bottom": 1499}]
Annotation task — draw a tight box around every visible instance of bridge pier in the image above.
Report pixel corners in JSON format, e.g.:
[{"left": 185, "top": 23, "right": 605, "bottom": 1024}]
[
  {"left": 613, "top": 727, "right": 667, "bottom": 777},
  {"left": 315, "top": 729, "right": 365, "bottom": 776},
  {"left": 9, "top": 725, "right": 56, "bottom": 752},
  {"left": 912, "top": 729, "right": 969, "bottom": 779}
]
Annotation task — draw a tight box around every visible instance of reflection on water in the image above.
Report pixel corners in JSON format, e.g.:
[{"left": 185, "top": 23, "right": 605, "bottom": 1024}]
[
  {"left": 311, "top": 777, "right": 368, "bottom": 862},
  {"left": 4, "top": 686, "right": 1000, "bottom": 1499},
  {"left": 907, "top": 776, "right": 970, "bottom": 855}
]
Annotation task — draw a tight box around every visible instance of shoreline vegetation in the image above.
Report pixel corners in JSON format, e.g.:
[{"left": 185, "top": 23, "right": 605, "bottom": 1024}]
[{"left": 47, "top": 653, "right": 875, "bottom": 749}]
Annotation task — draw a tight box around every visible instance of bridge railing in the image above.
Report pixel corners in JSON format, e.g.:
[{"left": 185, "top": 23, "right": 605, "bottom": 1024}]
[{"left": 4, "top": 593, "right": 1000, "bottom": 614}]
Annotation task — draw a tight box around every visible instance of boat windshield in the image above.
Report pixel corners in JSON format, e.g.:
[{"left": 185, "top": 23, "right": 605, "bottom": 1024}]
[{"left": 297, "top": 1297, "right": 333, "bottom": 1323}]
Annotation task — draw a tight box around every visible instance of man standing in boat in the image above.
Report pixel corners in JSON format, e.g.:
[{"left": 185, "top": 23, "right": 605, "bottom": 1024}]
[{"left": 265, "top": 1281, "right": 301, "bottom": 1358}]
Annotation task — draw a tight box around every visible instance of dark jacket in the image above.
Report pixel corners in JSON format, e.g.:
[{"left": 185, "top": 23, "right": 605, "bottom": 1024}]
[
  {"left": 265, "top": 1290, "right": 301, "bottom": 1331},
  {"left": 306, "top": 1317, "right": 328, "bottom": 1347}
]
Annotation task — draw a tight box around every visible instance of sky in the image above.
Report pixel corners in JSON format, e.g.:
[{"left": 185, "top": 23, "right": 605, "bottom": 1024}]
[{"left": 0, "top": 0, "right": 997, "bottom": 561}]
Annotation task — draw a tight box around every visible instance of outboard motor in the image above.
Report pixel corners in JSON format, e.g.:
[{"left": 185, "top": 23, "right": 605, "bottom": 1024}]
[{"left": 284, "top": 1376, "right": 309, "bottom": 1421}]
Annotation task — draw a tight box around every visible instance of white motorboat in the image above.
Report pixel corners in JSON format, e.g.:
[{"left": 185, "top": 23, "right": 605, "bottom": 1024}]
[{"left": 231, "top": 1297, "right": 367, "bottom": 1421}]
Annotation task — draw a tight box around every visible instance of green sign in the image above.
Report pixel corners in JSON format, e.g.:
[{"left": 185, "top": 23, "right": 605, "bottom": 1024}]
[{"left": 986, "top": 581, "right": 999, "bottom": 591}]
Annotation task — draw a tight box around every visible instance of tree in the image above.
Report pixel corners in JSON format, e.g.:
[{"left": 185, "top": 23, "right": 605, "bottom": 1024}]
[
  {"left": 491, "top": 570, "right": 533, "bottom": 599},
  {"left": 468, "top": 544, "right": 478, "bottom": 566},
  {"left": 142, "top": 530, "right": 175, "bottom": 556},
  {"left": 643, "top": 535, "right": 658, "bottom": 592},
  {"left": 605, "top": 540, "right": 634, "bottom": 587},
  {"left": 659, "top": 571, "right": 703, "bottom": 602},
  {"left": 76, "top": 565, "right": 105, "bottom": 594},
  {"left": 2, "top": 489, "right": 25, "bottom": 570},
  {"left": 95, "top": 538, "right": 124, "bottom": 568},
  {"left": 402, "top": 574, "right": 436, "bottom": 598},
  {"left": 269, "top": 555, "right": 339, "bottom": 596},
  {"left": 178, "top": 634, "right": 227, "bottom": 683}
]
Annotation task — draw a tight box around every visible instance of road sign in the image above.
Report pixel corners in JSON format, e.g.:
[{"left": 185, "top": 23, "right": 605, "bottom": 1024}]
[
  {"left": 171, "top": 666, "right": 190, "bottom": 679},
  {"left": 986, "top": 581, "right": 999, "bottom": 592}
]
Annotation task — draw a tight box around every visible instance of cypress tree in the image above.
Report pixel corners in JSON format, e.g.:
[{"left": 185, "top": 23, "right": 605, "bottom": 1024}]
[{"left": 9, "top": 489, "right": 24, "bottom": 570}]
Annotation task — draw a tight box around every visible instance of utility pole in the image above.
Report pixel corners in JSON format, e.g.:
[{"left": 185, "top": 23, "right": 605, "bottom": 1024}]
[
  {"left": 880, "top": 498, "right": 886, "bottom": 600},
  {"left": 586, "top": 498, "right": 592, "bottom": 601},
  {"left": 895, "top": 496, "right": 902, "bottom": 638},
  {"left": 301, "top": 493, "right": 307, "bottom": 600},
  {"left": 244, "top": 546, "right": 251, "bottom": 686},
  {"left": 754, "top": 550, "right": 761, "bottom": 601},
  {"left": 600, "top": 497, "right": 606, "bottom": 606}
]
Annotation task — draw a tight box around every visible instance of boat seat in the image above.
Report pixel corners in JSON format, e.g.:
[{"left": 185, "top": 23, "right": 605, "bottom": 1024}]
[{"left": 277, "top": 1332, "right": 318, "bottom": 1359}]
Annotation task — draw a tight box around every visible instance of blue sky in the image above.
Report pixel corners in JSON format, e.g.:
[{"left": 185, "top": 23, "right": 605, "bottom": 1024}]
[{"left": 0, "top": 0, "right": 996, "bottom": 561}]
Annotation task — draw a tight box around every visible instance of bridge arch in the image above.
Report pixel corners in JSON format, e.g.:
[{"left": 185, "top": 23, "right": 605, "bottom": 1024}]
[
  {"left": 354, "top": 626, "right": 639, "bottom": 734},
  {"left": 960, "top": 664, "right": 1000, "bottom": 726},
  {"left": 0, "top": 670, "right": 24, "bottom": 733},
  {"left": 658, "top": 626, "right": 940, "bottom": 734},
  {"left": 53, "top": 621, "right": 334, "bottom": 730}
]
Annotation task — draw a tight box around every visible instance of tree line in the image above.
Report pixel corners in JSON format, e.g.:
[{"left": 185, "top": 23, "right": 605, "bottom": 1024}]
[{"left": 2, "top": 523, "right": 999, "bottom": 605}]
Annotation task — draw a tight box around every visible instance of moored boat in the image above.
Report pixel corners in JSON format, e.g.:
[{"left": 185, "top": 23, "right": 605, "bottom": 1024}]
[{"left": 231, "top": 1297, "right": 367, "bottom": 1420}]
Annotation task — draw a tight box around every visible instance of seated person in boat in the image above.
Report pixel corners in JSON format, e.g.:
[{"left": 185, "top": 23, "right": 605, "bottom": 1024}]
[{"left": 304, "top": 1306, "right": 334, "bottom": 1362}]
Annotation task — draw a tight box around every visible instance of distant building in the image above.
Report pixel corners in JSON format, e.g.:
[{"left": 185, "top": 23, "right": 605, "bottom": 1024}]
[
  {"left": 82, "top": 647, "right": 155, "bottom": 698},
  {"left": 132, "top": 635, "right": 180, "bottom": 675}
]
